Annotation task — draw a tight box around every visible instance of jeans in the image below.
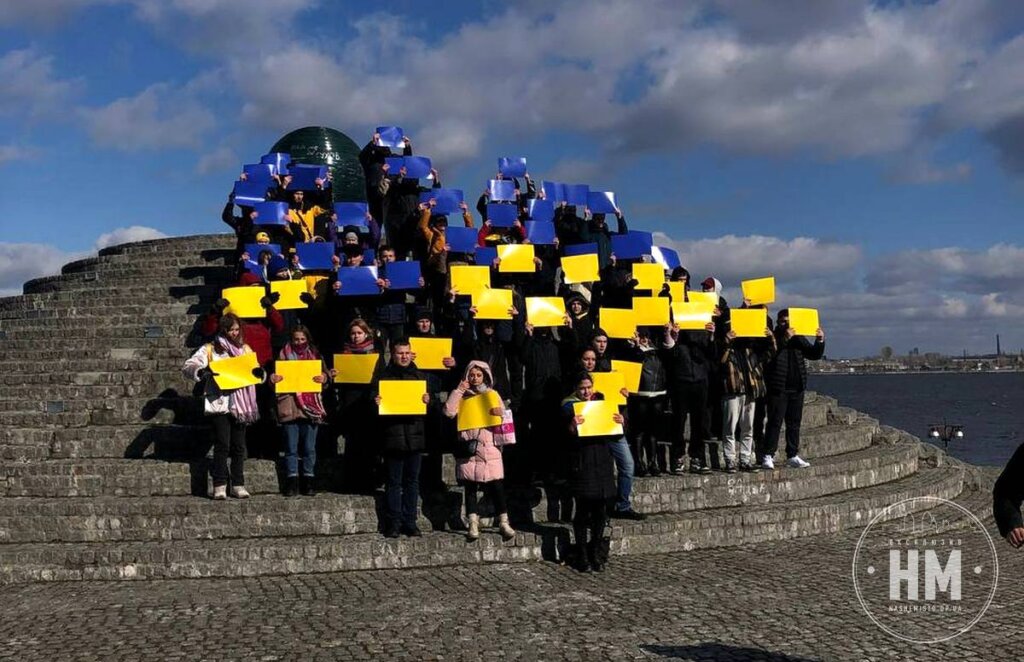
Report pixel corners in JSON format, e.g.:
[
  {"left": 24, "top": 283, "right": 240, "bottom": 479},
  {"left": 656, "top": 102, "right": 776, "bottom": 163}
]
[
  {"left": 722, "top": 394, "right": 755, "bottom": 463},
  {"left": 464, "top": 480, "right": 508, "bottom": 516},
  {"left": 764, "top": 390, "right": 805, "bottom": 460},
  {"left": 210, "top": 414, "right": 247, "bottom": 487},
  {"left": 385, "top": 451, "right": 422, "bottom": 527},
  {"left": 282, "top": 420, "right": 317, "bottom": 477},
  {"left": 607, "top": 436, "right": 635, "bottom": 513}
]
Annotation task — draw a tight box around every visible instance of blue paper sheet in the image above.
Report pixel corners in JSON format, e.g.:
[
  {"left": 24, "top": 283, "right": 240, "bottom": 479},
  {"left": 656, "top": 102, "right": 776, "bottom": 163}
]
[
  {"left": 242, "top": 163, "right": 275, "bottom": 186},
  {"left": 244, "top": 243, "right": 282, "bottom": 262},
  {"left": 242, "top": 261, "right": 265, "bottom": 280},
  {"left": 524, "top": 221, "right": 556, "bottom": 245},
  {"left": 419, "top": 188, "right": 464, "bottom": 215},
  {"left": 445, "top": 226, "right": 478, "bottom": 253},
  {"left": 260, "top": 152, "right": 291, "bottom": 175},
  {"left": 375, "top": 126, "right": 404, "bottom": 149},
  {"left": 335, "top": 202, "right": 369, "bottom": 225},
  {"left": 526, "top": 199, "right": 555, "bottom": 223},
  {"left": 290, "top": 164, "right": 328, "bottom": 191},
  {"left": 384, "top": 156, "right": 405, "bottom": 174},
  {"left": 564, "top": 184, "right": 590, "bottom": 207},
  {"left": 489, "top": 179, "right": 516, "bottom": 202},
  {"left": 337, "top": 266, "right": 381, "bottom": 296},
  {"left": 295, "top": 242, "right": 335, "bottom": 271},
  {"left": 383, "top": 260, "right": 422, "bottom": 290},
  {"left": 586, "top": 191, "right": 617, "bottom": 214},
  {"left": 233, "top": 180, "right": 267, "bottom": 207},
  {"left": 542, "top": 181, "right": 564, "bottom": 202},
  {"left": 253, "top": 201, "right": 290, "bottom": 226},
  {"left": 403, "top": 156, "right": 432, "bottom": 179},
  {"left": 611, "top": 231, "right": 654, "bottom": 259},
  {"left": 563, "top": 242, "right": 598, "bottom": 257},
  {"left": 486, "top": 203, "right": 519, "bottom": 228},
  {"left": 652, "top": 245, "right": 681, "bottom": 271},
  {"left": 498, "top": 157, "right": 527, "bottom": 178},
  {"left": 475, "top": 246, "right": 498, "bottom": 268}
]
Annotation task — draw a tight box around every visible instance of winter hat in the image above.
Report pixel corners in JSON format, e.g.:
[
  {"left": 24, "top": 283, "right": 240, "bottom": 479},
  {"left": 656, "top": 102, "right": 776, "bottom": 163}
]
[{"left": 255, "top": 231, "right": 270, "bottom": 243}]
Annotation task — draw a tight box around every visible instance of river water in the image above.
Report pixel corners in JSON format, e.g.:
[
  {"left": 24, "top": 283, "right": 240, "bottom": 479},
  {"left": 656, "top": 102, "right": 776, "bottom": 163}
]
[{"left": 809, "top": 372, "right": 1023, "bottom": 467}]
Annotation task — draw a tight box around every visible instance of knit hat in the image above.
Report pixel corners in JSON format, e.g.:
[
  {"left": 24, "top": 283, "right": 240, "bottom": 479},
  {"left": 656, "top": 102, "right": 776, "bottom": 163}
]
[
  {"left": 343, "top": 231, "right": 359, "bottom": 244},
  {"left": 414, "top": 306, "right": 433, "bottom": 322},
  {"left": 255, "top": 231, "right": 270, "bottom": 243}
]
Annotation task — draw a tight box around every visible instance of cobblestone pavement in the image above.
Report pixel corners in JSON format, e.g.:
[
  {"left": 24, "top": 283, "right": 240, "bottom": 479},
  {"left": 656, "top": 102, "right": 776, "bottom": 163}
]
[{"left": 0, "top": 524, "right": 1019, "bottom": 662}]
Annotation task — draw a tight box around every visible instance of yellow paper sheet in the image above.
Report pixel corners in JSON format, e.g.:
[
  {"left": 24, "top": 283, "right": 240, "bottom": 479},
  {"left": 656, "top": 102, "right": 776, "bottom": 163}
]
[
  {"left": 525, "top": 297, "right": 566, "bottom": 327},
  {"left": 561, "top": 253, "right": 599, "bottom": 284},
  {"left": 379, "top": 380, "right": 427, "bottom": 415},
  {"left": 742, "top": 276, "right": 776, "bottom": 306},
  {"left": 599, "top": 308, "right": 636, "bottom": 339},
  {"left": 671, "top": 302, "right": 714, "bottom": 330},
  {"left": 731, "top": 308, "right": 767, "bottom": 338},
  {"left": 222, "top": 286, "right": 265, "bottom": 319},
  {"left": 688, "top": 291, "right": 719, "bottom": 308},
  {"left": 497, "top": 244, "right": 536, "bottom": 273},
  {"left": 332, "top": 353, "right": 379, "bottom": 384},
  {"left": 788, "top": 308, "right": 820, "bottom": 337},
  {"left": 591, "top": 371, "right": 626, "bottom": 406},
  {"left": 305, "top": 275, "right": 327, "bottom": 297},
  {"left": 275, "top": 359, "right": 323, "bottom": 394},
  {"left": 573, "top": 400, "right": 623, "bottom": 437},
  {"left": 668, "top": 281, "right": 685, "bottom": 302},
  {"left": 610, "top": 360, "right": 642, "bottom": 393},
  {"left": 270, "top": 280, "right": 309, "bottom": 310},
  {"left": 632, "top": 296, "right": 669, "bottom": 325},
  {"left": 473, "top": 288, "right": 514, "bottom": 320},
  {"left": 450, "top": 265, "right": 491, "bottom": 296},
  {"left": 409, "top": 337, "right": 453, "bottom": 370},
  {"left": 210, "top": 352, "right": 260, "bottom": 390},
  {"left": 456, "top": 390, "right": 503, "bottom": 431},
  {"left": 632, "top": 263, "right": 665, "bottom": 293}
]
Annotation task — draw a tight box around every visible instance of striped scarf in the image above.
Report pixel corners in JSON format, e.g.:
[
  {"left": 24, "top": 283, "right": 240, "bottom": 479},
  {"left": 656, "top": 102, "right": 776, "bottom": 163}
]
[
  {"left": 280, "top": 343, "right": 327, "bottom": 421},
  {"left": 214, "top": 336, "right": 260, "bottom": 425}
]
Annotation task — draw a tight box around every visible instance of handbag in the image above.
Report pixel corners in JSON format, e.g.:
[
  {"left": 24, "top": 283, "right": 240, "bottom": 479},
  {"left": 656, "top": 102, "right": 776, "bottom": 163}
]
[
  {"left": 276, "top": 394, "right": 303, "bottom": 423},
  {"left": 492, "top": 408, "right": 516, "bottom": 446},
  {"left": 452, "top": 438, "right": 478, "bottom": 459}
]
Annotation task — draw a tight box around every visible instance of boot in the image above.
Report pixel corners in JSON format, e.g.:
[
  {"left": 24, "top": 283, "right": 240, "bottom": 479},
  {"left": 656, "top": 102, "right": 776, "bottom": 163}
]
[
  {"left": 283, "top": 476, "right": 298, "bottom": 497},
  {"left": 466, "top": 514, "right": 480, "bottom": 541},
  {"left": 498, "top": 513, "right": 516, "bottom": 541},
  {"left": 588, "top": 540, "right": 606, "bottom": 573},
  {"left": 575, "top": 543, "right": 592, "bottom": 573},
  {"left": 299, "top": 476, "right": 316, "bottom": 497}
]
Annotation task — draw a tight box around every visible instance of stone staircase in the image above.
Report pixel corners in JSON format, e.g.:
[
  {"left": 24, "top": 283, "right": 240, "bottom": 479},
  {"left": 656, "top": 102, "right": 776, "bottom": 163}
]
[{"left": 0, "top": 235, "right": 986, "bottom": 583}]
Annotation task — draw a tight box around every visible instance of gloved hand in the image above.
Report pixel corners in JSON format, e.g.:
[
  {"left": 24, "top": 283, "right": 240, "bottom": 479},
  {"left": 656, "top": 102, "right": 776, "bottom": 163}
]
[
  {"left": 213, "top": 298, "right": 230, "bottom": 313},
  {"left": 197, "top": 366, "right": 217, "bottom": 381},
  {"left": 252, "top": 367, "right": 266, "bottom": 380},
  {"left": 299, "top": 292, "right": 315, "bottom": 305}
]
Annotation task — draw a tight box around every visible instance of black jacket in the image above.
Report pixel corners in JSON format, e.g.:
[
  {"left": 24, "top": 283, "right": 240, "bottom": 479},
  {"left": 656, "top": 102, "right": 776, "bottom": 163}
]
[
  {"left": 664, "top": 331, "right": 712, "bottom": 384},
  {"left": 375, "top": 361, "right": 428, "bottom": 453},
  {"left": 766, "top": 334, "right": 825, "bottom": 392},
  {"left": 562, "top": 394, "right": 617, "bottom": 500},
  {"left": 994, "top": 441, "right": 1024, "bottom": 537}
]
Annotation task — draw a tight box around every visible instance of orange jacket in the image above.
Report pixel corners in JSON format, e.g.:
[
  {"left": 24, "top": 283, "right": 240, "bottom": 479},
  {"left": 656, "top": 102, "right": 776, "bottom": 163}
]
[{"left": 418, "top": 208, "right": 473, "bottom": 272}]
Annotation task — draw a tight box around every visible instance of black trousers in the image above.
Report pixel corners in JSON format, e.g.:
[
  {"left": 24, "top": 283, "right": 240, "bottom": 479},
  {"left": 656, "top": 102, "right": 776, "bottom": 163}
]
[
  {"left": 463, "top": 480, "right": 509, "bottom": 516},
  {"left": 753, "top": 395, "right": 768, "bottom": 457},
  {"left": 627, "top": 396, "right": 666, "bottom": 470},
  {"left": 764, "top": 390, "right": 804, "bottom": 459},
  {"left": 670, "top": 382, "right": 707, "bottom": 462},
  {"left": 210, "top": 414, "right": 247, "bottom": 487},
  {"left": 573, "top": 497, "right": 609, "bottom": 546}
]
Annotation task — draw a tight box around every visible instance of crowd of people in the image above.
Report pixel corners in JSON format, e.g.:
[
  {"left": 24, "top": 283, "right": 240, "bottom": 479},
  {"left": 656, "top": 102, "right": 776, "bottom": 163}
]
[{"left": 183, "top": 130, "right": 826, "bottom": 573}]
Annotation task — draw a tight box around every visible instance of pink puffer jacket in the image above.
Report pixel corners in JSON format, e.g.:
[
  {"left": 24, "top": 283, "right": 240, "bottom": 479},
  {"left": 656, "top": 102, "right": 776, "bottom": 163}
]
[{"left": 444, "top": 360, "right": 505, "bottom": 484}]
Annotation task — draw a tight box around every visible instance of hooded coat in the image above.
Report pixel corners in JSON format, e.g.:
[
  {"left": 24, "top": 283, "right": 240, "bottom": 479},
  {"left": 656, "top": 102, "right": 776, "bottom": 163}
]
[
  {"left": 562, "top": 392, "right": 617, "bottom": 500},
  {"left": 444, "top": 360, "right": 506, "bottom": 484}
]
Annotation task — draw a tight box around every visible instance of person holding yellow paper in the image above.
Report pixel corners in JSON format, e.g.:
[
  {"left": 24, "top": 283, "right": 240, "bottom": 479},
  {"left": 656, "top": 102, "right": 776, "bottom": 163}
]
[
  {"left": 620, "top": 327, "right": 671, "bottom": 476},
  {"left": 562, "top": 372, "right": 620, "bottom": 573},
  {"left": 268, "top": 325, "right": 328, "bottom": 497},
  {"left": 762, "top": 309, "right": 826, "bottom": 471},
  {"left": 330, "top": 320, "right": 384, "bottom": 495},
  {"left": 182, "top": 313, "right": 264, "bottom": 501},
  {"left": 444, "top": 361, "right": 516, "bottom": 542},
  {"left": 718, "top": 325, "right": 775, "bottom": 474},
  {"left": 665, "top": 313, "right": 716, "bottom": 474},
  {"left": 372, "top": 339, "right": 433, "bottom": 539}
]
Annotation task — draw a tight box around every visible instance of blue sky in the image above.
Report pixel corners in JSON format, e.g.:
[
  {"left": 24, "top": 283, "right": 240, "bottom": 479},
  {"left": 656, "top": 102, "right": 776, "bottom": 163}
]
[{"left": 1, "top": 0, "right": 1024, "bottom": 358}]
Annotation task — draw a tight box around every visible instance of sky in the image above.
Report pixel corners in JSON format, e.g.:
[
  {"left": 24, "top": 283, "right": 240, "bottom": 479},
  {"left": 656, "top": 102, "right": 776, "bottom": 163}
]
[{"left": 1, "top": 0, "right": 1023, "bottom": 358}]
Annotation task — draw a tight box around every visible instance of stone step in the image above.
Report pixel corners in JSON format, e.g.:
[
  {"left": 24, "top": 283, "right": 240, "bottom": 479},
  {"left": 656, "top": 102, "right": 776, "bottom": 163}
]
[
  {"left": 61, "top": 254, "right": 232, "bottom": 275},
  {"left": 22, "top": 270, "right": 234, "bottom": 295},
  {"left": 0, "top": 288, "right": 216, "bottom": 315},
  {"left": 0, "top": 420, "right": 877, "bottom": 497},
  {"left": 0, "top": 366, "right": 187, "bottom": 386},
  {"left": 0, "top": 307, "right": 196, "bottom": 323},
  {"left": 96, "top": 234, "right": 234, "bottom": 257},
  {"left": 0, "top": 464, "right": 965, "bottom": 583},
  {"left": 0, "top": 442, "right": 921, "bottom": 544},
  {"left": 0, "top": 346, "right": 196, "bottom": 362}
]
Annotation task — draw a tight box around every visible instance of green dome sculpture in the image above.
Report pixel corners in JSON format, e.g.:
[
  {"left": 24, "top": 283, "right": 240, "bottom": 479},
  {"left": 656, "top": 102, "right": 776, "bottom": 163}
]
[{"left": 270, "top": 126, "right": 366, "bottom": 203}]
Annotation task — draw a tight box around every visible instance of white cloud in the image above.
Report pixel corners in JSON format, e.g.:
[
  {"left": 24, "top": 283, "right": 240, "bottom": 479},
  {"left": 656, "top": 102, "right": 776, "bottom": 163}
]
[
  {"left": 0, "top": 144, "right": 41, "bottom": 166},
  {"left": 0, "top": 48, "right": 81, "bottom": 119},
  {"left": 94, "top": 226, "right": 168, "bottom": 249},
  {"left": 80, "top": 82, "right": 215, "bottom": 151},
  {"left": 196, "top": 145, "right": 239, "bottom": 175},
  {"left": 0, "top": 0, "right": 123, "bottom": 27}
]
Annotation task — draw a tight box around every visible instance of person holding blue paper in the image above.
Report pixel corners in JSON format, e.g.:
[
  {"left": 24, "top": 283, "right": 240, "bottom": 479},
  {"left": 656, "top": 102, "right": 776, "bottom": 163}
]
[
  {"left": 375, "top": 246, "right": 425, "bottom": 351},
  {"left": 286, "top": 188, "right": 332, "bottom": 243},
  {"left": 360, "top": 131, "right": 412, "bottom": 227},
  {"left": 417, "top": 198, "right": 474, "bottom": 304},
  {"left": 326, "top": 244, "right": 382, "bottom": 330},
  {"left": 381, "top": 157, "right": 438, "bottom": 259},
  {"left": 580, "top": 206, "right": 628, "bottom": 270}
]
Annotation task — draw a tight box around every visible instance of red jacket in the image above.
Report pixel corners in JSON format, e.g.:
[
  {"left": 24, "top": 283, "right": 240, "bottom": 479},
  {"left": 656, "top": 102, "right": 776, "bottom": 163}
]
[{"left": 477, "top": 224, "right": 526, "bottom": 247}]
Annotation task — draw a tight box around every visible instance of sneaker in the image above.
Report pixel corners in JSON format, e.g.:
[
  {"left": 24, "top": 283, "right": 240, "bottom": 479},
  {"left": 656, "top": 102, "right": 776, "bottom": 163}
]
[
  {"left": 761, "top": 456, "right": 775, "bottom": 470},
  {"left": 211, "top": 485, "right": 227, "bottom": 500},
  {"left": 230, "top": 486, "right": 250, "bottom": 499},
  {"left": 670, "top": 459, "right": 684, "bottom": 475},
  {"left": 383, "top": 522, "right": 401, "bottom": 539},
  {"left": 611, "top": 508, "right": 646, "bottom": 521},
  {"left": 724, "top": 459, "right": 738, "bottom": 474},
  {"left": 739, "top": 461, "right": 760, "bottom": 473},
  {"left": 786, "top": 456, "right": 811, "bottom": 469},
  {"left": 400, "top": 524, "right": 423, "bottom": 537},
  {"left": 689, "top": 458, "right": 711, "bottom": 475},
  {"left": 299, "top": 477, "right": 316, "bottom": 497}
]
